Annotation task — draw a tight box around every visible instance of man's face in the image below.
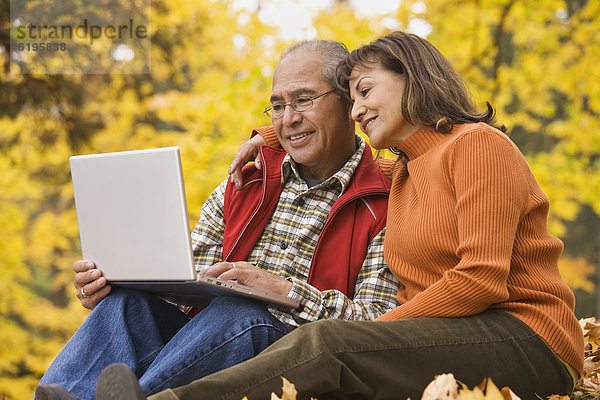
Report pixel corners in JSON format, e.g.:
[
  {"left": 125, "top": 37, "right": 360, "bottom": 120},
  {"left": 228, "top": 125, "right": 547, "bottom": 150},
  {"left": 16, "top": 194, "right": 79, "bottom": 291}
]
[{"left": 270, "top": 51, "right": 356, "bottom": 180}]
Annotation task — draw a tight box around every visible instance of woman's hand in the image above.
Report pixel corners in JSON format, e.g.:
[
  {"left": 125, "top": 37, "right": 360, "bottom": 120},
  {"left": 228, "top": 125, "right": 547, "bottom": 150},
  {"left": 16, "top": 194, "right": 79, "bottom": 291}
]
[
  {"left": 73, "top": 260, "right": 111, "bottom": 310},
  {"left": 202, "top": 261, "right": 293, "bottom": 297},
  {"left": 228, "top": 134, "right": 267, "bottom": 190}
]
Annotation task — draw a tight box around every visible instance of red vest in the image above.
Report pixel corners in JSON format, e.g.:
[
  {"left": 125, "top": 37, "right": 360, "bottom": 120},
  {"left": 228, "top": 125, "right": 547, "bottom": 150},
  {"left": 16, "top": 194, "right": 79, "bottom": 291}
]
[{"left": 222, "top": 144, "right": 390, "bottom": 298}]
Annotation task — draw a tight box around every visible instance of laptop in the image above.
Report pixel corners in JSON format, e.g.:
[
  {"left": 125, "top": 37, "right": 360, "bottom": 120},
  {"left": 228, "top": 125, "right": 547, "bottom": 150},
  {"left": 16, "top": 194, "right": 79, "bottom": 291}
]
[{"left": 69, "top": 147, "right": 299, "bottom": 309}]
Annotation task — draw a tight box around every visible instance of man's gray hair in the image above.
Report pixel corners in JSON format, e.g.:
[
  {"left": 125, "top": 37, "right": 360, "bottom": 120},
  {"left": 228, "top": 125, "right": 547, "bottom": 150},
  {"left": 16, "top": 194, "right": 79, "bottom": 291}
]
[{"left": 280, "top": 40, "right": 349, "bottom": 90}]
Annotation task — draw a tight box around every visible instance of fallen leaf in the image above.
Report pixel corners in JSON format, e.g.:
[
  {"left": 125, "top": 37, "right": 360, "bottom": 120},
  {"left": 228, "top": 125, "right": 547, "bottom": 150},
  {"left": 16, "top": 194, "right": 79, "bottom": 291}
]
[
  {"left": 499, "top": 386, "right": 521, "bottom": 400},
  {"left": 458, "top": 384, "right": 485, "bottom": 400},
  {"left": 482, "top": 378, "right": 507, "bottom": 400},
  {"left": 421, "top": 373, "right": 460, "bottom": 400},
  {"left": 270, "top": 377, "right": 298, "bottom": 400}
]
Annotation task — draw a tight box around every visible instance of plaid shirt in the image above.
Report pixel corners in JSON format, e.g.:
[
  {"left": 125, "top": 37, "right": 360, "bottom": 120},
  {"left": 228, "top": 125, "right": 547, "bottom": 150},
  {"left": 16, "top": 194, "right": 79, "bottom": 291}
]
[{"left": 191, "top": 136, "right": 401, "bottom": 329}]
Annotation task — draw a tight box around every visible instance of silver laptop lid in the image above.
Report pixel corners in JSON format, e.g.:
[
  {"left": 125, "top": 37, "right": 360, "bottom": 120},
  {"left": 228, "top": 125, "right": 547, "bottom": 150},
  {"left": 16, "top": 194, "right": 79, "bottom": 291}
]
[{"left": 70, "top": 147, "right": 196, "bottom": 281}]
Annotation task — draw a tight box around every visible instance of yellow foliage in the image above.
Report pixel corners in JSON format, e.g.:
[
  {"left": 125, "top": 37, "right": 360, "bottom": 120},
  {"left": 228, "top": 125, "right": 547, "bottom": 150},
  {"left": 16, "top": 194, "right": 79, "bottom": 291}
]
[
  {"left": 1, "top": 0, "right": 598, "bottom": 398},
  {"left": 558, "top": 256, "right": 595, "bottom": 294},
  {"left": 1, "top": 1, "right": 279, "bottom": 396}
]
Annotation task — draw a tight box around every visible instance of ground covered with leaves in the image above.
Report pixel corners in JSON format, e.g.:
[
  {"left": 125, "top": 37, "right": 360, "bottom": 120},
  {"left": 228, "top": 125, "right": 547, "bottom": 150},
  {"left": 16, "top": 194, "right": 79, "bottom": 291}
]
[{"left": 573, "top": 317, "right": 600, "bottom": 399}]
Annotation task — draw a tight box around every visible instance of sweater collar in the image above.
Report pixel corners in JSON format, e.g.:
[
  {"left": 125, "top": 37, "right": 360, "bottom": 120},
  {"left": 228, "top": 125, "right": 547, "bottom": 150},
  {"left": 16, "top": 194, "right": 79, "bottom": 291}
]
[{"left": 396, "top": 127, "right": 450, "bottom": 161}]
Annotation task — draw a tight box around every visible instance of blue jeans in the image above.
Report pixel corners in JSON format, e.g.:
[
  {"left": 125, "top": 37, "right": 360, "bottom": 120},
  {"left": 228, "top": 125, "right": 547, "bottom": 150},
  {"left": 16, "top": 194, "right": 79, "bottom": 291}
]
[{"left": 38, "top": 289, "right": 290, "bottom": 400}]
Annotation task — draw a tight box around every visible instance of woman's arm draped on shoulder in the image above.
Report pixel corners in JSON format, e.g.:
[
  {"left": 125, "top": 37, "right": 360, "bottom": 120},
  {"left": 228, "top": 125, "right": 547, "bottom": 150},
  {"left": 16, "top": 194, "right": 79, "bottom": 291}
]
[
  {"left": 378, "top": 128, "right": 529, "bottom": 321},
  {"left": 229, "top": 126, "right": 402, "bottom": 184}
]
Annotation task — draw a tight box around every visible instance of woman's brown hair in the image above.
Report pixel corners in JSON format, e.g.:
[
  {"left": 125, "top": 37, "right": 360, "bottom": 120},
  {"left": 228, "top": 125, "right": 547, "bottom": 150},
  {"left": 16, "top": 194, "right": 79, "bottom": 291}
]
[{"left": 336, "top": 31, "right": 506, "bottom": 133}]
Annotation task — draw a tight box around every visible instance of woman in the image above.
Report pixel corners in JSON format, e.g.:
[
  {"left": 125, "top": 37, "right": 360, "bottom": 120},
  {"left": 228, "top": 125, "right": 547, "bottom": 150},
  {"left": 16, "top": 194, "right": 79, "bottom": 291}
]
[
  {"left": 60, "top": 32, "right": 583, "bottom": 400},
  {"left": 334, "top": 31, "right": 583, "bottom": 396}
]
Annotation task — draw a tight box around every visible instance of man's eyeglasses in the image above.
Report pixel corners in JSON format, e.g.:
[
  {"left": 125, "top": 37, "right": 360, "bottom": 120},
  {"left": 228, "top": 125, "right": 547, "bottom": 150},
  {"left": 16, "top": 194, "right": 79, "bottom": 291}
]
[{"left": 263, "top": 90, "right": 334, "bottom": 119}]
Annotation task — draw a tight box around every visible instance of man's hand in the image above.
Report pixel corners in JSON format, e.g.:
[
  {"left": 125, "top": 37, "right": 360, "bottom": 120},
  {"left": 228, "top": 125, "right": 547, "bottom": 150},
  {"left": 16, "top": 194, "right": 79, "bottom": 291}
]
[
  {"left": 228, "top": 134, "right": 267, "bottom": 190},
  {"left": 73, "top": 260, "right": 111, "bottom": 310},
  {"left": 203, "top": 261, "right": 292, "bottom": 297}
]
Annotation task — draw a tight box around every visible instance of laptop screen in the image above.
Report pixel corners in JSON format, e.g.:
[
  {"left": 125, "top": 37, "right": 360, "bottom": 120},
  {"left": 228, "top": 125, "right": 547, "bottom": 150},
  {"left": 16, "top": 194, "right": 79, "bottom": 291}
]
[{"left": 70, "top": 147, "right": 196, "bottom": 281}]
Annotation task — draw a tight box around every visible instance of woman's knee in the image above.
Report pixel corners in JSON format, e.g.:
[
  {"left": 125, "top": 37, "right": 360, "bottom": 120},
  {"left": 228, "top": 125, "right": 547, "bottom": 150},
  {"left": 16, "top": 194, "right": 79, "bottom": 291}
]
[{"left": 286, "top": 319, "right": 352, "bottom": 350}]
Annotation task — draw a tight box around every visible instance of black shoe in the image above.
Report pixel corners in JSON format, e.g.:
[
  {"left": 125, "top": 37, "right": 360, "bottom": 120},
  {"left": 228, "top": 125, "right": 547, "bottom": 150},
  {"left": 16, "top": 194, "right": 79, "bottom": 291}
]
[
  {"left": 95, "top": 363, "right": 146, "bottom": 400},
  {"left": 35, "top": 384, "right": 79, "bottom": 400}
]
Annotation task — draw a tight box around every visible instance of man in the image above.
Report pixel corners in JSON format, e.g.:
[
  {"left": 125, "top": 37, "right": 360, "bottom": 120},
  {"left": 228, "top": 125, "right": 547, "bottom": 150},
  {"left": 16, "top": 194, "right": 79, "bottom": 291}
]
[{"left": 36, "top": 40, "right": 399, "bottom": 400}]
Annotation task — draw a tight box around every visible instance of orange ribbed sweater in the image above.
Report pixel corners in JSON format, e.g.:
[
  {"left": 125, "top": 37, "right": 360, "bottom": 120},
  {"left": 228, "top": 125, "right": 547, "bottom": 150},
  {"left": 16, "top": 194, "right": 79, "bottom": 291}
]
[
  {"left": 256, "top": 124, "right": 584, "bottom": 373},
  {"left": 375, "top": 123, "right": 583, "bottom": 373}
]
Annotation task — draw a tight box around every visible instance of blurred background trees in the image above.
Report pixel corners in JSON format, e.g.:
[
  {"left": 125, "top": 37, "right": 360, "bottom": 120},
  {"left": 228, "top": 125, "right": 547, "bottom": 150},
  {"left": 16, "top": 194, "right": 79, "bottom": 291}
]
[{"left": 0, "top": 0, "right": 598, "bottom": 397}]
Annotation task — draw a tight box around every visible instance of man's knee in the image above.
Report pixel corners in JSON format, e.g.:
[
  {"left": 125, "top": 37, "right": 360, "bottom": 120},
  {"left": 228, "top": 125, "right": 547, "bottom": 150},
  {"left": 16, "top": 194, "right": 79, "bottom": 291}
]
[
  {"left": 200, "top": 296, "right": 272, "bottom": 323},
  {"left": 96, "top": 288, "right": 147, "bottom": 309},
  {"left": 93, "top": 289, "right": 173, "bottom": 321}
]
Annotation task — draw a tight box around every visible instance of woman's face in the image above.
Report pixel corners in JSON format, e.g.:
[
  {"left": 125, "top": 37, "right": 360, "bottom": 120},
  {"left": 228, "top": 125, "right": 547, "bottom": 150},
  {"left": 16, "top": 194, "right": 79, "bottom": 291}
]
[{"left": 349, "top": 63, "right": 419, "bottom": 149}]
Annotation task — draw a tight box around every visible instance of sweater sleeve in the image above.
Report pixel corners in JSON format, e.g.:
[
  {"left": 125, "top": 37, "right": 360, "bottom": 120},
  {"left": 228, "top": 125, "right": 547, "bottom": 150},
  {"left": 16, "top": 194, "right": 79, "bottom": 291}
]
[
  {"left": 378, "top": 128, "right": 530, "bottom": 321},
  {"left": 252, "top": 126, "right": 281, "bottom": 148}
]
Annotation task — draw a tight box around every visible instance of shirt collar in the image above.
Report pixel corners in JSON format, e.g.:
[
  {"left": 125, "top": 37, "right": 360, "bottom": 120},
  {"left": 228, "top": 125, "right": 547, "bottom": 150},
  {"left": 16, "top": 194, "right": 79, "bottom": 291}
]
[{"left": 281, "top": 135, "right": 365, "bottom": 194}]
